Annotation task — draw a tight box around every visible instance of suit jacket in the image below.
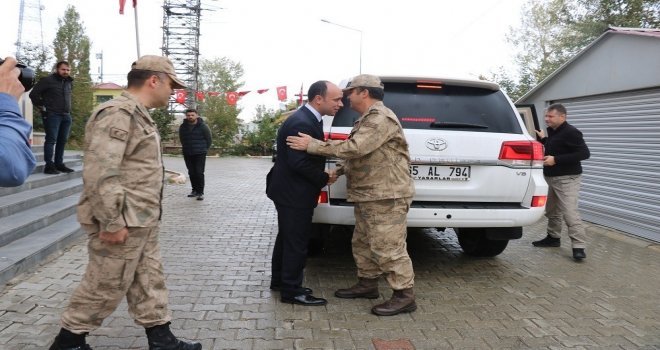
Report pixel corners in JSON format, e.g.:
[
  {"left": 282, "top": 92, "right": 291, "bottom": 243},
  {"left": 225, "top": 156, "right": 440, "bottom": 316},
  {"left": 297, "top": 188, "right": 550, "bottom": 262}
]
[{"left": 267, "top": 106, "right": 329, "bottom": 209}]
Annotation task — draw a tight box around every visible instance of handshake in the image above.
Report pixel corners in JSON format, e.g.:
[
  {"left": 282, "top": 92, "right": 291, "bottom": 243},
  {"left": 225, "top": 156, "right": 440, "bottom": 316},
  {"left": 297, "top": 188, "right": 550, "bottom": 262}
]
[{"left": 325, "top": 168, "right": 339, "bottom": 185}]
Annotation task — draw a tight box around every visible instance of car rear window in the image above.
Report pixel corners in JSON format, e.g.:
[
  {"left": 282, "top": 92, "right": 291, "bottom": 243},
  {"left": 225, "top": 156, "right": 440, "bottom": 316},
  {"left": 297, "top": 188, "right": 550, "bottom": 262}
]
[{"left": 332, "top": 82, "right": 522, "bottom": 134}]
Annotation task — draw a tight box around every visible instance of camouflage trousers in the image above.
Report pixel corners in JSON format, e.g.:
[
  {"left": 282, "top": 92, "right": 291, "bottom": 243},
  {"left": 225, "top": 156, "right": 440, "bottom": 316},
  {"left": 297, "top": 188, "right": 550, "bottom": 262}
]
[
  {"left": 61, "top": 226, "right": 171, "bottom": 333},
  {"left": 352, "top": 197, "right": 415, "bottom": 290}
]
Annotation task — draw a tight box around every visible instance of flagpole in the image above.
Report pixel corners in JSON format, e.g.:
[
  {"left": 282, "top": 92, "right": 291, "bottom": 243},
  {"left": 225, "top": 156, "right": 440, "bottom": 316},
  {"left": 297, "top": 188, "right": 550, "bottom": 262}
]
[{"left": 134, "top": 5, "right": 141, "bottom": 58}]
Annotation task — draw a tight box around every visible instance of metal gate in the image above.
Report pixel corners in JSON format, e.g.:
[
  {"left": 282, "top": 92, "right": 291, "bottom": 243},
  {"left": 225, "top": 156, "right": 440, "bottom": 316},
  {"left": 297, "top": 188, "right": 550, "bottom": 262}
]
[{"left": 554, "top": 87, "right": 660, "bottom": 243}]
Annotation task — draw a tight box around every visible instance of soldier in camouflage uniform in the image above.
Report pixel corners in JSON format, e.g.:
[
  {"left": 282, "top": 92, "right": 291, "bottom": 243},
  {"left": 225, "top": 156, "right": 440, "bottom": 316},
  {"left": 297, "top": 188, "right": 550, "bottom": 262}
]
[
  {"left": 49, "top": 56, "right": 201, "bottom": 350},
  {"left": 287, "top": 74, "right": 417, "bottom": 316}
]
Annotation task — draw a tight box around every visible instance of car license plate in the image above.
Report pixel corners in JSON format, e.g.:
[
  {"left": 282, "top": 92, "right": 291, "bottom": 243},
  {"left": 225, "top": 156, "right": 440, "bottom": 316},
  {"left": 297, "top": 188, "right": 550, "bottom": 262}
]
[{"left": 409, "top": 165, "right": 471, "bottom": 181}]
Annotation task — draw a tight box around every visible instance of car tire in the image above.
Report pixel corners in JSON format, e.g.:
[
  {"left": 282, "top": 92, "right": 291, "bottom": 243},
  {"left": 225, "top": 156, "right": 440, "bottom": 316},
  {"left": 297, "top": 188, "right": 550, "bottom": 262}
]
[{"left": 456, "top": 228, "right": 509, "bottom": 257}]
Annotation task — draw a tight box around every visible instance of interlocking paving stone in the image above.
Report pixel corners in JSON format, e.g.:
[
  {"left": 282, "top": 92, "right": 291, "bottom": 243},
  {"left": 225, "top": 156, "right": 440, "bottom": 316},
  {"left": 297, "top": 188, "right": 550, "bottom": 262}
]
[{"left": 0, "top": 156, "right": 659, "bottom": 349}]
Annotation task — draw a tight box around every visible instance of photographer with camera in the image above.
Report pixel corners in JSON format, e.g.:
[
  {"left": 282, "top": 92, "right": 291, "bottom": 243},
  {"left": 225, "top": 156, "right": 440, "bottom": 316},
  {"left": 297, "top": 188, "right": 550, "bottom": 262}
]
[
  {"left": 29, "top": 60, "right": 74, "bottom": 175},
  {"left": 0, "top": 56, "right": 37, "bottom": 187}
]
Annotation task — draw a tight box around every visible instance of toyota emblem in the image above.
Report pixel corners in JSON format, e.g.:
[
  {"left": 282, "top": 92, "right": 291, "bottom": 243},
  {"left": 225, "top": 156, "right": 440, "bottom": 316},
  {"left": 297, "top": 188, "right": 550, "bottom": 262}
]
[{"left": 426, "top": 138, "right": 447, "bottom": 151}]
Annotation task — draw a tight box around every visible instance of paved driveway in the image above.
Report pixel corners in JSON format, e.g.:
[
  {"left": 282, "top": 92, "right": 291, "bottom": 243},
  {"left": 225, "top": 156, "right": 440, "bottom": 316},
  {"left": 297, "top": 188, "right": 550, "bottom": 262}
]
[{"left": 1, "top": 157, "right": 659, "bottom": 349}]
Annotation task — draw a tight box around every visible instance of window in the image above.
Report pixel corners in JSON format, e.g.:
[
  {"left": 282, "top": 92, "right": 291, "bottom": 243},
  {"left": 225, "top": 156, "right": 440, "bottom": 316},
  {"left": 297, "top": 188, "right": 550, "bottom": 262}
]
[
  {"left": 332, "top": 83, "right": 522, "bottom": 134},
  {"left": 96, "top": 95, "right": 113, "bottom": 104}
]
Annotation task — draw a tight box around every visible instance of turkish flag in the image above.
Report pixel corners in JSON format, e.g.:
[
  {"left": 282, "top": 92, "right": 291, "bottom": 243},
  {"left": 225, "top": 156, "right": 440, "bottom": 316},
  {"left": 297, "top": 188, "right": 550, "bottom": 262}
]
[
  {"left": 257, "top": 89, "right": 269, "bottom": 94},
  {"left": 174, "top": 89, "right": 186, "bottom": 104},
  {"left": 119, "top": 0, "right": 136, "bottom": 14},
  {"left": 276, "top": 86, "right": 287, "bottom": 101},
  {"left": 226, "top": 92, "right": 238, "bottom": 105},
  {"left": 207, "top": 91, "right": 220, "bottom": 97},
  {"left": 238, "top": 91, "right": 250, "bottom": 97},
  {"left": 195, "top": 91, "right": 205, "bottom": 101}
]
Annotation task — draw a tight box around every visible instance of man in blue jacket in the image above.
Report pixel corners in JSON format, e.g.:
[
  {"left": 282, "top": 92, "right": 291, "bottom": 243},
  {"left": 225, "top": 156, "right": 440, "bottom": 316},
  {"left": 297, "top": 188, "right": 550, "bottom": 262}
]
[
  {"left": 266, "top": 80, "right": 342, "bottom": 306},
  {"left": 179, "top": 108, "right": 212, "bottom": 200},
  {"left": 533, "top": 103, "right": 590, "bottom": 261},
  {"left": 29, "top": 61, "right": 74, "bottom": 175},
  {"left": 0, "top": 57, "right": 37, "bottom": 187}
]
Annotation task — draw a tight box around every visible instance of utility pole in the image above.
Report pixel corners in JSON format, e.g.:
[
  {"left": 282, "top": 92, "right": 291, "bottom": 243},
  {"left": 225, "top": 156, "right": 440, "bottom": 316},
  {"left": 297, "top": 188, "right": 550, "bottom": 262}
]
[
  {"left": 15, "top": 0, "right": 45, "bottom": 59},
  {"left": 162, "top": 0, "right": 202, "bottom": 111}
]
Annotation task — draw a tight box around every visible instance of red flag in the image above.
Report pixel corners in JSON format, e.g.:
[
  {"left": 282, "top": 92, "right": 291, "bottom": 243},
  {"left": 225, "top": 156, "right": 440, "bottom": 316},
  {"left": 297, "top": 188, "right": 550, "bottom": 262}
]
[
  {"left": 298, "top": 84, "right": 304, "bottom": 106},
  {"left": 174, "top": 89, "right": 186, "bottom": 104},
  {"left": 195, "top": 91, "right": 205, "bottom": 101},
  {"left": 276, "top": 86, "right": 287, "bottom": 101},
  {"left": 207, "top": 91, "right": 220, "bottom": 97},
  {"left": 257, "top": 89, "right": 269, "bottom": 94},
  {"left": 226, "top": 92, "right": 238, "bottom": 105},
  {"left": 119, "top": 0, "right": 136, "bottom": 14},
  {"left": 238, "top": 91, "right": 251, "bottom": 97}
]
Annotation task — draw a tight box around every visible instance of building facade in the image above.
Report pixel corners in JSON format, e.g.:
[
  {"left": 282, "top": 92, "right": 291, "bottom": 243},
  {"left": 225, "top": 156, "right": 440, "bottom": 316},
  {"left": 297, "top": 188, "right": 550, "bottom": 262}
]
[{"left": 519, "top": 27, "right": 660, "bottom": 243}]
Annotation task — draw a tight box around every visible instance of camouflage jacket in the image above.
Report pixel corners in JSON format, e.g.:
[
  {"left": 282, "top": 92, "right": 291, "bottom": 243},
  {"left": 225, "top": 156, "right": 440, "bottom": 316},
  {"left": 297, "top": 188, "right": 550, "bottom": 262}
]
[
  {"left": 77, "top": 91, "right": 164, "bottom": 233},
  {"left": 307, "top": 101, "right": 415, "bottom": 202}
]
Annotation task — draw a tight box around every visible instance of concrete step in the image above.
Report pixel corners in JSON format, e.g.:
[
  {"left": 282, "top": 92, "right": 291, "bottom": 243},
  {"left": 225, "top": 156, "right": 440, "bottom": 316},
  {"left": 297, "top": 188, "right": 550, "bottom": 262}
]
[
  {"left": 0, "top": 164, "right": 82, "bottom": 197},
  {"left": 0, "top": 178, "right": 83, "bottom": 219},
  {"left": 0, "top": 194, "right": 79, "bottom": 248},
  {"left": 0, "top": 214, "right": 84, "bottom": 286},
  {"left": 32, "top": 158, "right": 82, "bottom": 175},
  {"left": 32, "top": 150, "right": 82, "bottom": 163}
]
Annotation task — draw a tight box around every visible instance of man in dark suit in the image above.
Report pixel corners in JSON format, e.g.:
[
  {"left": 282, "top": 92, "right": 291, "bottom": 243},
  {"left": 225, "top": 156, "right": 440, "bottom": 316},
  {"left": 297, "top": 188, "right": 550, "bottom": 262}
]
[{"left": 266, "top": 80, "right": 343, "bottom": 306}]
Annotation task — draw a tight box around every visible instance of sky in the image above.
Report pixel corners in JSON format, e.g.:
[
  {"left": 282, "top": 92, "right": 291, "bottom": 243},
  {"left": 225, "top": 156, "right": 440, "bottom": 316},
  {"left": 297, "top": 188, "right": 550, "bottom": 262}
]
[{"left": 0, "top": 0, "right": 527, "bottom": 121}]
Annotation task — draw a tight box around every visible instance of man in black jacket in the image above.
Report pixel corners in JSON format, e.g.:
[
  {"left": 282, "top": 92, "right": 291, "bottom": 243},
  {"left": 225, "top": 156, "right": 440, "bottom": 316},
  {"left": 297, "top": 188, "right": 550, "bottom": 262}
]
[
  {"left": 266, "top": 80, "right": 342, "bottom": 306},
  {"left": 179, "top": 108, "right": 212, "bottom": 200},
  {"left": 29, "top": 61, "right": 74, "bottom": 175},
  {"left": 533, "top": 103, "right": 590, "bottom": 261}
]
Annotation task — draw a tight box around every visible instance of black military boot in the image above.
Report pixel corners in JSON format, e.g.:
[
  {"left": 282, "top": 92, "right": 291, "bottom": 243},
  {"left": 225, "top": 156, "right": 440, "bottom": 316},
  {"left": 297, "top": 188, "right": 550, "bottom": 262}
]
[
  {"left": 145, "top": 322, "right": 202, "bottom": 350},
  {"left": 49, "top": 328, "right": 92, "bottom": 350}
]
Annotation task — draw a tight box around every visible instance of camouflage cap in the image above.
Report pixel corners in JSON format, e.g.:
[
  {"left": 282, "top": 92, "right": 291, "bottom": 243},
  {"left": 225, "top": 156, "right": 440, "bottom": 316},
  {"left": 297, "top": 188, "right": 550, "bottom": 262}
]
[
  {"left": 131, "top": 55, "right": 186, "bottom": 89},
  {"left": 343, "top": 74, "right": 384, "bottom": 91}
]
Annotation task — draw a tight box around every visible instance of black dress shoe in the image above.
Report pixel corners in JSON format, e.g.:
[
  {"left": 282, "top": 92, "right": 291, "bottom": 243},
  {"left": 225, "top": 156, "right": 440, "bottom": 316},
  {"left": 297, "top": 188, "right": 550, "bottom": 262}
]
[
  {"left": 573, "top": 248, "right": 586, "bottom": 260},
  {"left": 55, "top": 164, "right": 75, "bottom": 173},
  {"left": 281, "top": 294, "right": 327, "bottom": 306},
  {"left": 532, "top": 235, "right": 560, "bottom": 247},
  {"left": 187, "top": 191, "right": 198, "bottom": 197},
  {"left": 270, "top": 285, "right": 313, "bottom": 294},
  {"left": 44, "top": 164, "right": 61, "bottom": 175}
]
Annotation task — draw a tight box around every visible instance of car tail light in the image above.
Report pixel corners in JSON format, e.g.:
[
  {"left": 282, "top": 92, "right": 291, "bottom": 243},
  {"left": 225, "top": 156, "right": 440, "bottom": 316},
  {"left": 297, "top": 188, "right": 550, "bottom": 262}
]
[
  {"left": 531, "top": 195, "right": 547, "bottom": 207},
  {"left": 318, "top": 191, "right": 328, "bottom": 204},
  {"left": 498, "top": 141, "right": 544, "bottom": 168},
  {"left": 416, "top": 80, "right": 443, "bottom": 89},
  {"left": 328, "top": 132, "right": 349, "bottom": 140}
]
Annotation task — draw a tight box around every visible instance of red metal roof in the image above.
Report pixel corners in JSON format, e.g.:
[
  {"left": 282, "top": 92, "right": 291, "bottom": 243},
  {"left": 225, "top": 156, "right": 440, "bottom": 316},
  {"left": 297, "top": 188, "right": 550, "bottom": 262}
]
[
  {"left": 609, "top": 26, "right": 660, "bottom": 38},
  {"left": 93, "top": 82, "right": 124, "bottom": 90}
]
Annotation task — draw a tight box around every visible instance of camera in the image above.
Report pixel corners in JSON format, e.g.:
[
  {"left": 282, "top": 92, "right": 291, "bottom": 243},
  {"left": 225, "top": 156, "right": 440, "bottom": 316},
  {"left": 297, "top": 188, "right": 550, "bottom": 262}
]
[{"left": 0, "top": 58, "right": 35, "bottom": 91}]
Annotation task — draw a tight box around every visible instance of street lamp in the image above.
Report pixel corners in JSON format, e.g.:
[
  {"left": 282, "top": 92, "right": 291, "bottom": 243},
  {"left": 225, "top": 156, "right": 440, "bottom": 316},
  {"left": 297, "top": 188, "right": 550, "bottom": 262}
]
[{"left": 321, "top": 19, "right": 362, "bottom": 74}]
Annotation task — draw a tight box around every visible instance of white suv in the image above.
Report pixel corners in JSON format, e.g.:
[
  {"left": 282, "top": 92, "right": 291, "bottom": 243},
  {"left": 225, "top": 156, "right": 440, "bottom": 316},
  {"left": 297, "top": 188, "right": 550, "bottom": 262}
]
[{"left": 312, "top": 76, "right": 548, "bottom": 257}]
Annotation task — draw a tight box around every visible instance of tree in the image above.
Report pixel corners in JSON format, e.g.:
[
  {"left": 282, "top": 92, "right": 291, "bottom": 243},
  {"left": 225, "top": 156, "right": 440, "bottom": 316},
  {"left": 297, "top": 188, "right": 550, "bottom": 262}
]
[
  {"left": 505, "top": 0, "right": 576, "bottom": 97},
  {"left": 52, "top": 5, "right": 93, "bottom": 146},
  {"left": 150, "top": 108, "right": 176, "bottom": 142},
  {"left": 501, "top": 0, "right": 660, "bottom": 100},
  {"left": 16, "top": 42, "right": 50, "bottom": 78},
  {"left": 195, "top": 57, "right": 244, "bottom": 153},
  {"left": 238, "top": 105, "right": 281, "bottom": 156},
  {"left": 17, "top": 42, "right": 51, "bottom": 131}
]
